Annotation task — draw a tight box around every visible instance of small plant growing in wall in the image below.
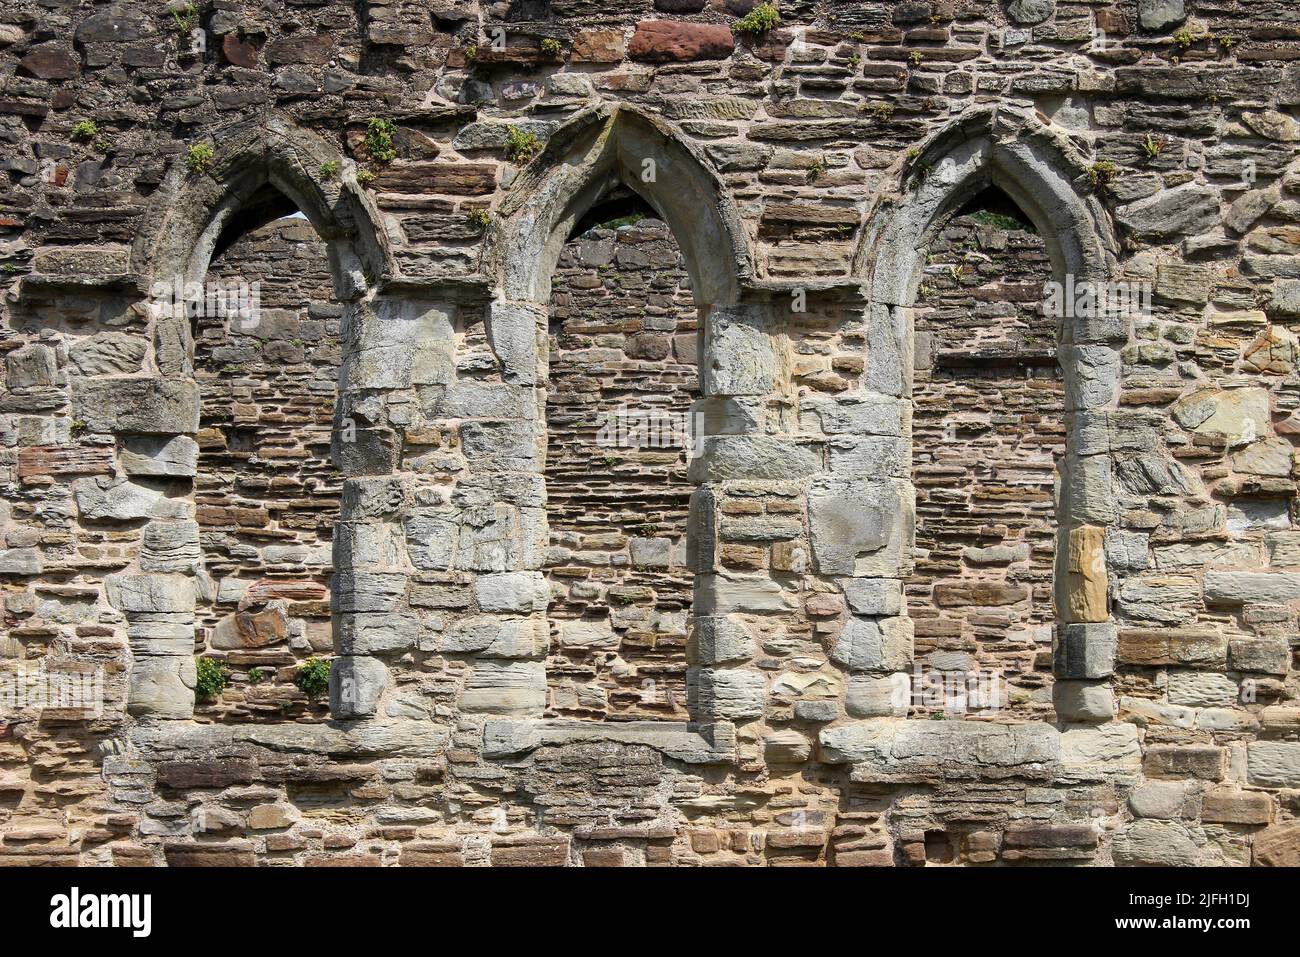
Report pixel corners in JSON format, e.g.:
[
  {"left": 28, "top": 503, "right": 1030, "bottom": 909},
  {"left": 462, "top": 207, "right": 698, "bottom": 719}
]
[
  {"left": 365, "top": 118, "right": 398, "bottom": 164},
  {"left": 71, "top": 120, "right": 98, "bottom": 142},
  {"left": 1217, "top": 33, "right": 1237, "bottom": 51},
  {"left": 295, "top": 657, "right": 331, "bottom": 699},
  {"left": 733, "top": 2, "right": 781, "bottom": 35},
  {"left": 468, "top": 208, "right": 491, "bottom": 230},
  {"left": 195, "top": 656, "right": 229, "bottom": 702},
  {"left": 1172, "top": 28, "right": 1196, "bottom": 50},
  {"left": 504, "top": 125, "right": 542, "bottom": 163},
  {"left": 186, "top": 142, "right": 215, "bottom": 175},
  {"left": 871, "top": 102, "right": 895, "bottom": 122},
  {"left": 539, "top": 37, "right": 562, "bottom": 59},
  {"left": 1088, "top": 159, "right": 1118, "bottom": 191},
  {"left": 806, "top": 154, "right": 828, "bottom": 182},
  {"left": 319, "top": 160, "right": 340, "bottom": 180},
  {"left": 357, "top": 168, "right": 377, "bottom": 186},
  {"left": 171, "top": 2, "right": 199, "bottom": 35},
  {"left": 247, "top": 667, "right": 269, "bottom": 685},
  {"left": 908, "top": 49, "right": 924, "bottom": 67},
  {"left": 465, "top": 43, "right": 478, "bottom": 64},
  {"left": 1140, "top": 132, "right": 1164, "bottom": 159}
]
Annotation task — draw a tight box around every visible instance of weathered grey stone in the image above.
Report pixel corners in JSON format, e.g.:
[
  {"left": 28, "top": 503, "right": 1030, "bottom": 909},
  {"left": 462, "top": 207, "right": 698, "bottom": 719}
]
[
  {"left": 1053, "top": 622, "right": 1117, "bottom": 679},
  {"left": 487, "top": 300, "right": 543, "bottom": 385},
  {"left": 423, "top": 381, "right": 537, "bottom": 420},
  {"left": 332, "top": 572, "right": 407, "bottom": 613},
  {"left": 1137, "top": 0, "right": 1185, "bottom": 29},
  {"left": 1115, "top": 453, "right": 1199, "bottom": 497},
  {"left": 119, "top": 434, "right": 199, "bottom": 477},
  {"left": 1204, "top": 570, "right": 1300, "bottom": 605},
  {"left": 459, "top": 421, "right": 541, "bottom": 472},
  {"left": 1115, "top": 184, "right": 1218, "bottom": 240},
  {"left": 1113, "top": 819, "right": 1201, "bottom": 867},
  {"left": 107, "top": 574, "right": 195, "bottom": 614},
  {"left": 1062, "top": 345, "right": 1120, "bottom": 411},
  {"left": 1059, "top": 721, "right": 1141, "bottom": 766},
  {"left": 556, "top": 618, "right": 618, "bottom": 651},
  {"left": 474, "top": 571, "right": 548, "bottom": 614},
  {"left": 441, "top": 615, "right": 544, "bottom": 658},
  {"left": 1052, "top": 680, "right": 1115, "bottom": 722},
  {"left": 842, "top": 578, "right": 904, "bottom": 616},
  {"left": 1167, "top": 670, "right": 1238, "bottom": 708},
  {"left": 1128, "top": 780, "right": 1194, "bottom": 820},
  {"left": 6, "top": 343, "right": 57, "bottom": 388},
  {"left": 808, "top": 478, "right": 909, "bottom": 576},
  {"left": 702, "top": 306, "right": 777, "bottom": 396},
  {"left": 1005, "top": 0, "right": 1055, "bottom": 25},
  {"left": 0, "top": 548, "right": 41, "bottom": 575},
  {"left": 845, "top": 673, "right": 908, "bottom": 718},
  {"left": 1172, "top": 387, "right": 1270, "bottom": 447},
  {"left": 1064, "top": 455, "right": 1116, "bottom": 524},
  {"left": 826, "top": 435, "right": 908, "bottom": 478},
  {"left": 692, "top": 616, "right": 756, "bottom": 664},
  {"left": 629, "top": 537, "right": 672, "bottom": 568},
  {"left": 452, "top": 504, "right": 519, "bottom": 571},
  {"left": 831, "top": 616, "right": 914, "bottom": 673},
  {"left": 693, "top": 668, "right": 766, "bottom": 721},
  {"left": 68, "top": 332, "right": 148, "bottom": 375},
  {"left": 763, "top": 729, "right": 812, "bottom": 764},
  {"left": 1247, "top": 741, "right": 1300, "bottom": 787},
  {"left": 695, "top": 573, "right": 795, "bottom": 614},
  {"left": 481, "top": 719, "right": 734, "bottom": 764},
  {"left": 820, "top": 719, "right": 1061, "bottom": 772},
  {"left": 1268, "top": 278, "right": 1300, "bottom": 318},
  {"left": 31, "top": 244, "right": 130, "bottom": 276},
  {"left": 688, "top": 436, "right": 823, "bottom": 482},
  {"left": 1230, "top": 437, "right": 1293, "bottom": 477},
  {"left": 335, "top": 613, "right": 423, "bottom": 654},
  {"left": 1226, "top": 185, "right": 1280, "bottom": 235},
  {"left": 329, "top": 655, "right": 387, "bottom": 718},
  {"left": 70, "top": 378, "right": 200, "bottom": 435},
  {"left": 799, "top": 392, "right": 906, "bottom": 437},
  {"left": 141, "top": 521, "right": 201, "bottom": 572},
  {"left": 452, "top": 119, "right": 557, "bottom": 152},
  {"left": 1228, "top": 637, "right": 1290, "bottom": 675},
  {"left": 404, "top": 512, "right": 457, "bottom": 571},
  {"left": 345, "top": 299, "right": 455, "bottom": 390},
  {"left": 127, "top": 655, "right": 196, "bottom": 719},
  {"left": 1116, "top": 576, "right": 1200, "bottom": 624},
  {"left": 461, "top": 660, "right": 546, "bottom": 715},
  {"left": 73, "top": 477, "right": 188, "bottom": 521}
]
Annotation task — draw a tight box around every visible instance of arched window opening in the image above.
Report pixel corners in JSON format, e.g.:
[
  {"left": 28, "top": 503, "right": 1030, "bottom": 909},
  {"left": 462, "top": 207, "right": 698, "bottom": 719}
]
[
  {"left": 544, "top": 191, "right": 698, "bottom": 720},
  {"left": 192, "top": 189, "right": 340, "bottom": 720},
  {"left": 909, "top": 185, "right": 1063, "bottom": 717}
]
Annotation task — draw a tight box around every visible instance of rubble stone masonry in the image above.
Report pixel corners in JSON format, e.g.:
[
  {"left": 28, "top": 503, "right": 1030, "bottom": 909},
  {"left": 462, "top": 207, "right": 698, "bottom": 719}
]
[{"left": 0, "top": 0, "right": 1299, "bottom": 867}]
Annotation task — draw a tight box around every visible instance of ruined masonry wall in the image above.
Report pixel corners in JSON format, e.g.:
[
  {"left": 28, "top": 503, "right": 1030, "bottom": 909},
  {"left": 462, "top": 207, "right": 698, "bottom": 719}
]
[
  {"left": 910, "top": 211, "right": 1063, "bottom": 718},
  {"left": 0, "top": 0, "right": 1298, "bottom": 867},
  {"left": 545, "top": 218, "right": 697, "bottom": 720},
  {"left": 196, "top": 216, "right": 340, "bottom": 722}
]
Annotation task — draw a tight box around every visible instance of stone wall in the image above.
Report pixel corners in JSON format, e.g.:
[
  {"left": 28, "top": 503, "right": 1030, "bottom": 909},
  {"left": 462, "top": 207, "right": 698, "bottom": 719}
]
[
  {"left": 195, "top": 214, "right": 340, "bottom": 722},
  {"left": 0, "top": 0, "right": 1299, "bottom": 867},
  {"left": 911, "top": 204, "right": 1063, "bottom": 718},
  {"left": 545, "top": 214, "right": 697, "bottom": 720}
]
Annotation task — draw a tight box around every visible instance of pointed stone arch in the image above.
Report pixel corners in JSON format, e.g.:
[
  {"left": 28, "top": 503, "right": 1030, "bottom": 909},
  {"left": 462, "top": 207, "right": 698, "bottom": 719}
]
[
  {"left": 132, "top": 112, "right": 392, "bottom": 300},
  {"left": 475, "top": 104, "right": 760, "bottom": 735},
  {"left": 485, "top": 103, "right": 753, "bottom": 310},
  {"left": 114, "top": 113, "right": 393, "bottom": 720},
  {"left": 854, "top": 105, "right": 1125, "bottom": 723}
]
